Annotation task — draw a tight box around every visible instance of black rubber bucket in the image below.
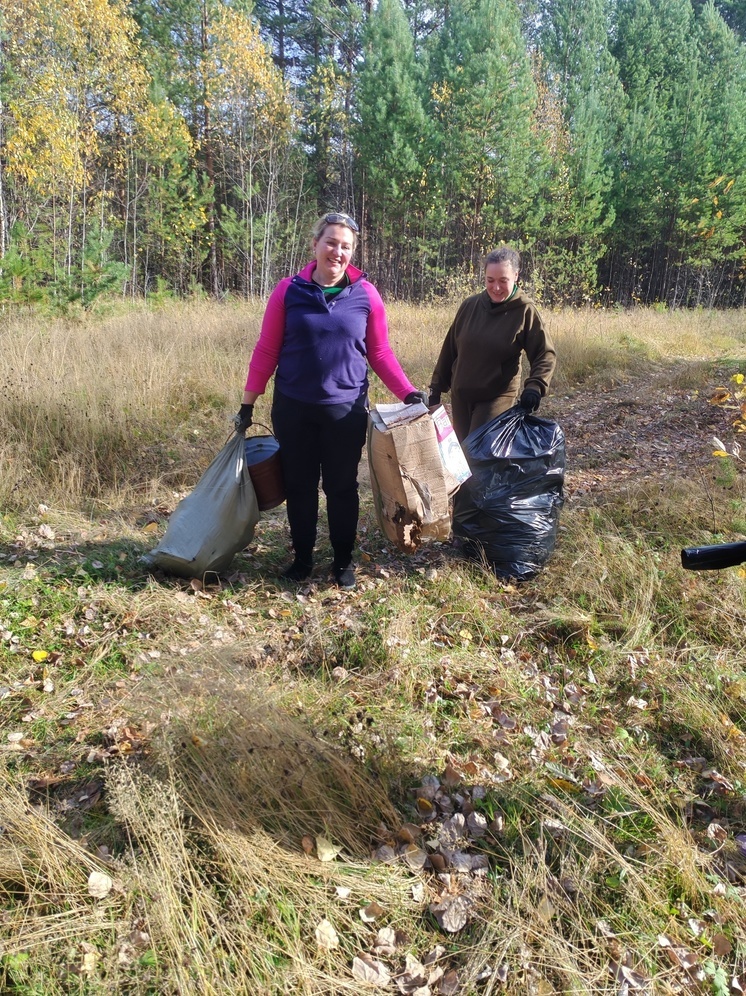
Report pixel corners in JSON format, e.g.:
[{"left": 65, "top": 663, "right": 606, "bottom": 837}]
[{"left": 244, "top": 431, "right": 285, "bottom": 511}]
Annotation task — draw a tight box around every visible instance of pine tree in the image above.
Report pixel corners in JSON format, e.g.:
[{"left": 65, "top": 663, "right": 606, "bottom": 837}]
[
  {"left": 254, "top": 0, "right": 369, "bottom": 211},
  {"left": 423, "top": 0, "right": 543, "bottom": 281},
  {"left": 610, "top": 0, "right": 706, "bottom": 303},
  {"left": 399, "top": 0, "right": 451, "bottom": 53},
  {"left": 252, "top": 0, "right": 303, "bottom": 75},
  {"left": 694, "top": 0, "right": 746, "bottom": 37},
  {"left": 533, "top": 0, "right": 624, "bottom": 301},
  {"left": 355, "top": 0, "right": 430, "bottom": 295},
  {"left": 674, "top": 1, "right": 746, "bottom": 303},
  {"left": 298, "top": 0, "right": 366, "bottom": 210}
]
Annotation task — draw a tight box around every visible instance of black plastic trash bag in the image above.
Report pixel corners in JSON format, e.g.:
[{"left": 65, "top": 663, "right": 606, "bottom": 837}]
[
  {"left": 453, "top": 407, "right": 565, "bottom": 581},
  {"left": 143, "top": 433, "right": 260, "bottom": 580}
]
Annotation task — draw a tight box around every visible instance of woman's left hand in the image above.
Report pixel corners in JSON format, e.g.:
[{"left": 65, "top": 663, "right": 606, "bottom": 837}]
[{"left": 519, "top": 389, "right": 541, "bottom": 412}]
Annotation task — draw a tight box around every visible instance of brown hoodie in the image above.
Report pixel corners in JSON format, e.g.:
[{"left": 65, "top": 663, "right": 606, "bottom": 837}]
[{"left": 430, "top": 289, "right": 556, "bottom": 403}]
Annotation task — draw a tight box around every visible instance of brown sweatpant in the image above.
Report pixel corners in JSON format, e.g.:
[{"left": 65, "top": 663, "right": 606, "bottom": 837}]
[{"left": 449, "top": 391, "right": 517, "bottom": 442}]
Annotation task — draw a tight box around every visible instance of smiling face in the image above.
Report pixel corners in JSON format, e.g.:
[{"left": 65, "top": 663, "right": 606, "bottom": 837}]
[
  {"left": 484, "top": 261, "right": 519, "bottom": 303},
  {"left": 312, "top": 224, "right": 355, "bottom": 286}
]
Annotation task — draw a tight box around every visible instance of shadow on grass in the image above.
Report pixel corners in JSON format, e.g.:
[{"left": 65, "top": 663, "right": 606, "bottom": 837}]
[
  {"left": 0, "top": 508, "right": 291, "bottom": 592},
  {"left": 116, "top": 653, "right": 402, "bottom": 854},
  {"left": 0, "top": 528, "right": 160, "bottom": 592}
]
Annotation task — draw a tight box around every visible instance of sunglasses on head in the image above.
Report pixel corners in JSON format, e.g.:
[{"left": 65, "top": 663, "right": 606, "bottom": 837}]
[{"left": 323, "top": 212, "right": 359, "bottom": 232}]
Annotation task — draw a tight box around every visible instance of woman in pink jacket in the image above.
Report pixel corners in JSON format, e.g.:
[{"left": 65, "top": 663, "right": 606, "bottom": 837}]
[{"left": 235, "top": 212, "right": 426, "bottom": 590}]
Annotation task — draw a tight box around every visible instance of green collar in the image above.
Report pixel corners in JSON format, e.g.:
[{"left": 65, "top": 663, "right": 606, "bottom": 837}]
[{"left": 489, "top": 285, "right": 519, "bottom": 307}]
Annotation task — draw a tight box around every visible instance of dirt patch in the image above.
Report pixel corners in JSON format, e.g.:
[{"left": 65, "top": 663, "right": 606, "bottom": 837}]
[{"left": 541, "top": 364, "right": 736, "bottom": 504}]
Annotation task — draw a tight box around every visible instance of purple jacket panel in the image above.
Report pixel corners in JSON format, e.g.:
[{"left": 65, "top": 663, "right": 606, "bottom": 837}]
[{"left": 276, "top": 272, "right": 370, "bottom": 404}]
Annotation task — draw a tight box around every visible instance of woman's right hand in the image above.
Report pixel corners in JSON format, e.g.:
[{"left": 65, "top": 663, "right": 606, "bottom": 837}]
[{"left": 234, "top": 403, "right": 254, "bottom": 432}]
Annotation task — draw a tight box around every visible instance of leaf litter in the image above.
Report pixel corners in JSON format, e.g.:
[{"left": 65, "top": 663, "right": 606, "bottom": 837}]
[{"left": 4, "top": 365, "right": 746, "bottom": 993}]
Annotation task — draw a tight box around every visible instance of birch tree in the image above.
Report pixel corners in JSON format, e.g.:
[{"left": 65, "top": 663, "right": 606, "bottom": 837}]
[
  {"left": 4, "top": 0, "right": 152, "bottom": 297},
  {"left": 205, "top": 7, "right": 294, "bottom": 295}
]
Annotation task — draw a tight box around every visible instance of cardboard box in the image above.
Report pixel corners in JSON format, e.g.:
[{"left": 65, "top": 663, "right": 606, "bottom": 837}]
[{"left": 367, "top": 405, "right": 463, "bottom": 552}]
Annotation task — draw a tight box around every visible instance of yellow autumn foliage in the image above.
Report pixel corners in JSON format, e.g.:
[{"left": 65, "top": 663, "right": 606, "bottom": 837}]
[
  {"left": 204, "top": 8, "right": 292, "bottom": 149},
  {"left": 4, "top": 0, "right": 151, "bottom": 194}
]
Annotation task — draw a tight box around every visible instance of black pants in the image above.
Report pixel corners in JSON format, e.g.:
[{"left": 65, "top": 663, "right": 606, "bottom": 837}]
[{"left": 271, "top": 390, "right": 368, "bottom": 566}]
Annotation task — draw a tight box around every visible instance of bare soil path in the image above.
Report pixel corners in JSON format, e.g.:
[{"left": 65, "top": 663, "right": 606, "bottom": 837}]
[{"left": 541, "top": 362, "right": 737, "bottom": 505}]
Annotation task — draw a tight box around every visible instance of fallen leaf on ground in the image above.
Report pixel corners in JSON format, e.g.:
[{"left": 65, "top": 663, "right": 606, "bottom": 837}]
[
  {"left": 373, "top": 926, "right": 398, "bottom": 957},
  {"left": 537, "top": 894, "right": 555, "bottom": 921},
  {"left": 315, "top": 918, "right": 339, "bottom": 950},
  {"left": 352, "top": 953, "right": 391, "bottom": 987},
  {"left": 609, "top": 960, "right": 649, "bottom": 990},
  {"left": 430, "top": 895, "right": 471, "bottom": 933},
  {"left": 438, "top": 969, "right": 460, "bottom": 994},
  {"left": 626, "top": 696, "right": 648, "bottom": 710},
  {"left": 81, "top": 949, "right": 99, "bottom": 973},
  {"left": 360, "top": 900, "right": 385, "bottom": 922},
  {"left": 87, "top": 871, "right": 113, "bottom": 898},
  {"left": 711, "top": 932, "right": 732, "bottom": 957},
  {"left": 316, "top": 835, "right": 341, "bottom": 862},
  {"left": 402, "top": 845, "right": 428, "bottom": 871}
]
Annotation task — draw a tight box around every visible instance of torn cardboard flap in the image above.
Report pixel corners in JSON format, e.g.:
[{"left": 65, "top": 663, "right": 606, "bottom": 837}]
[
  {"left": 373, "top": 400, "right": 429, "bottom": 427},
  {"left": 368, "top": 407, "right": 463, "bottom": 552}
]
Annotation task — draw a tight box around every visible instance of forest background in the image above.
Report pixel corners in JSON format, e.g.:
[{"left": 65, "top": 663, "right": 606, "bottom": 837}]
[{"left": 3, "top": 0, "right": 746, "bottom": 310}]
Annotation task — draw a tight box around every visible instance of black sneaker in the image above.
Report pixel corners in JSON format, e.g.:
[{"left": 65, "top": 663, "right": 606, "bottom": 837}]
[
  {"left": 281, "top": 559, "right": 313, "bottom": 582},
  {"left": 333, "top": 563, "right": 356, "bottom": 590}
]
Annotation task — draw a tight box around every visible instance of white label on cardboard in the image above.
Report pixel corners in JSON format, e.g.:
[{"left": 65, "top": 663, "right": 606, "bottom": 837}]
[{"left": 430, "top": 405, "right": 472, "bottom": 485}]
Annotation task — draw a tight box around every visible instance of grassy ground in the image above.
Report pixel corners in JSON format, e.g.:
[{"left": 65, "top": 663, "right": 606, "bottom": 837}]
[{"left": 2, "top": 300, "right": 746, "bottom": 994}]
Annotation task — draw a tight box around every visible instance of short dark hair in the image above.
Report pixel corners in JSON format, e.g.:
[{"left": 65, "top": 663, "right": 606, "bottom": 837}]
[{"left": 484, "top": 247, "right": 520, "bottom": 272}]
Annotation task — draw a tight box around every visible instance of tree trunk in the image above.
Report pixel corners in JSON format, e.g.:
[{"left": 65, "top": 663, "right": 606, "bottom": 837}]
[{"left": 201, "top": 0, "right": 219, "bottom": 297}]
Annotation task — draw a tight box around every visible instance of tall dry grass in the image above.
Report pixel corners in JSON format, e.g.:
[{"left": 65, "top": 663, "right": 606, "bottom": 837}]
[
  {"left": 5, "top": 656, "right": 744, "bottom": 994},
  {"left": 3, "top": 299, "right": 745, "bottom": 510},
  {"left": 387, "top": 301, "right": 746, "bottom": 394},
  {"left": 0, "top": 302, "right": 262, "bottom": 507},
  {"left": 3, "top": 301, "right": 746, "bottom": 993},
  {"left": 0, "top": 666, "right": 429, "bottom": 995}
]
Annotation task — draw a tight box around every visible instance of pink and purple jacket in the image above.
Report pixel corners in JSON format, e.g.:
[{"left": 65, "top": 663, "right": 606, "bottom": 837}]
[{"left": 244, "top": 262, "right": 416, "bottom": 405}]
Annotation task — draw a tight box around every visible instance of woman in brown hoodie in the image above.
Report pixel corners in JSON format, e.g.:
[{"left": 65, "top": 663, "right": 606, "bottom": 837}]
[{"left": 428, "top": 247, "right": 556, "bottom": 441}]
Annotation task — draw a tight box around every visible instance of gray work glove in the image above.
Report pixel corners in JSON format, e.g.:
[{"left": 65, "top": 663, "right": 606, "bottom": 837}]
[
  {"left": 234, "top": 403, "right": 254, "bottom": 433},
  {"left": 404, "top": 390, "right": 429, "bottom": 406}
]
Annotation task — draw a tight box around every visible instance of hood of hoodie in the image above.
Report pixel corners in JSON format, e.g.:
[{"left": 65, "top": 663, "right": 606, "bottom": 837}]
[{"left": 479, "top": 287, "right": 532, "bottom": 313}]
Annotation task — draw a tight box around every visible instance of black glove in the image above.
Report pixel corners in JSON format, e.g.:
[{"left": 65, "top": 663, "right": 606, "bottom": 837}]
[
  {"left": 428, "top": 390, "right": 442, "bottom": 407},
  {"left": 519, "top": 388, "right": 541, "bottom": 412},
  {"left": 404, "top": 390, "right": 429, "bottom": 407},
  {"left": 234, "top": 403, "right": 254, "bottom": 433}
]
